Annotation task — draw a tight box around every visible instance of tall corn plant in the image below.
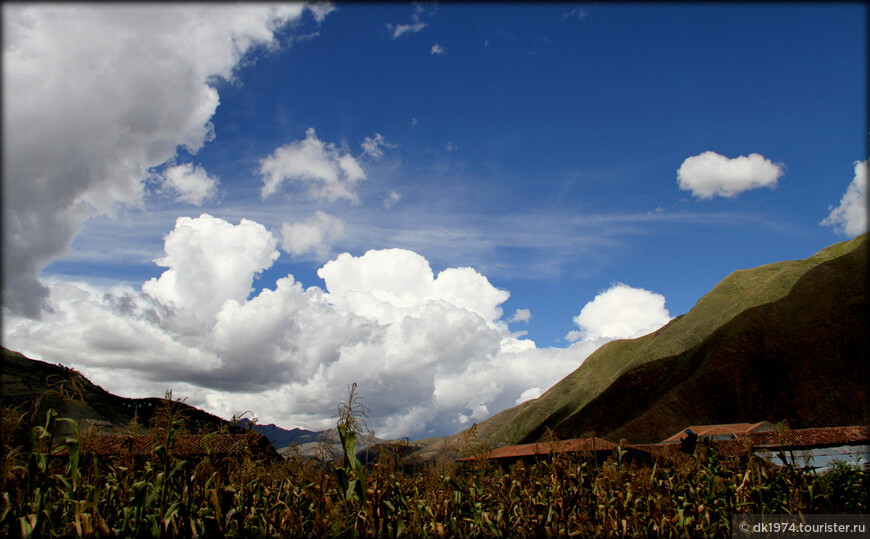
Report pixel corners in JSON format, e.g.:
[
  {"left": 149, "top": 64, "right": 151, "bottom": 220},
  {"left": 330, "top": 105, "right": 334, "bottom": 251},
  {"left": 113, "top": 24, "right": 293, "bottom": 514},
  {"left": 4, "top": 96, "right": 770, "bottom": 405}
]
[
  {"left": 333, "top": 382, "right": 370, "bottom": 536},
  {"left": 16, "top": 409, "right": 84, "bottom": 538}
]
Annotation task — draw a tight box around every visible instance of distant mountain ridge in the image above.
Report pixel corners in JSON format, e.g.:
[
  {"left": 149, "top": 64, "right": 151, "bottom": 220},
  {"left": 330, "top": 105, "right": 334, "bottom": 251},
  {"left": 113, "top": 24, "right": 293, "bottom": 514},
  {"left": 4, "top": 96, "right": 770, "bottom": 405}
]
[
  {"left": 238, "top": 418, "right": 321, "bottom": 449},
  {"left": 412, "top": 233, "right": 868, "bottom": 458}
]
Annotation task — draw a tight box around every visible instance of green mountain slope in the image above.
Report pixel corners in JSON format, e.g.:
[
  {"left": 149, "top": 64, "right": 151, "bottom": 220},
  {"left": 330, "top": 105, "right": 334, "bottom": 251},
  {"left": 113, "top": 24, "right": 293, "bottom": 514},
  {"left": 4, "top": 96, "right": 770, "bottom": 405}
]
[
  {"left": 508, "top": 233, "right": 867, "bottom": 446},
  {"left": 413, "top": 234, "right": 867, "bottom": 457},
  {"left": 552, "top": 234, "right": 868, "bottom": 443}
]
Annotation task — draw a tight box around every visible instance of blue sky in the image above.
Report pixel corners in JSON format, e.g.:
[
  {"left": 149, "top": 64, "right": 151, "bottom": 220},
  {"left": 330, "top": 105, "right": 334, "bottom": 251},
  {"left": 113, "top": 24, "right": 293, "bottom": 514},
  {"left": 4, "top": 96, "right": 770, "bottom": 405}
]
[{"left": 3, "top": 3, "right": 866, "bottom": 437}]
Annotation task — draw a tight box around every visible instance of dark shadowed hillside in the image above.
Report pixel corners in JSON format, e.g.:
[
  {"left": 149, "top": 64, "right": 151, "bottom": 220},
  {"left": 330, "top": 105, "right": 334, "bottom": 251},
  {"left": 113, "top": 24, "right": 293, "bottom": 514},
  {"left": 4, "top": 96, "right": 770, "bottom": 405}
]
[
  {"left": 0, "top": 348, "right": 238, "bottom": 435},
  {"left": 551, "top": 236, "right": 868, "bottom": 443}
]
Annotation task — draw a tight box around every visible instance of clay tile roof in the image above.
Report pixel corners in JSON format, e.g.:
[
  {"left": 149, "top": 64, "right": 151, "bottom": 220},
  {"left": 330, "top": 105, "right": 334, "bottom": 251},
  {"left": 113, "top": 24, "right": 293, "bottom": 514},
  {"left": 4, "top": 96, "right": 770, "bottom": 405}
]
[
  {"left": 630, "top": 426, "right": 869, "bottom": 460},
  {"left": 661, "top": 421, "right": 775, "bottom": 443},
  {"left": 637, "top": 438, "right": 753, "bottom": 458},
  {"left": 622, "top": 443, "right": 680, "bottom": 459},
  {"left": 174, "top": 434, "right": 254, "bottom": 455},
  {"left": 463, "top": 437, "right": 617, "bottom": 461},
  {"left": 79, "top": 435, "right": 155, "bottom": 456},
  {"left": 738, "top": 426, "right": 870, "bottom": 449}
]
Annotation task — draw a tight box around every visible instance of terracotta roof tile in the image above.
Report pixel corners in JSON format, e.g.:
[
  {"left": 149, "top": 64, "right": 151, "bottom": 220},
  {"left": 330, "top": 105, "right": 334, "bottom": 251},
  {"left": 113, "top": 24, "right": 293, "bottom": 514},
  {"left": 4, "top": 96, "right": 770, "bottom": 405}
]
[
  {"left": 738, "top": 426, "right": 870, "bottom": 449},
  {"left": 625, "top": 443, "right": 682, "bottom": 459},
  {"left": 661, "top": 422, "right": 775, "bottom": 443},
  {"left": 461, "top": 437, "right": 616, "bottom": 461}
]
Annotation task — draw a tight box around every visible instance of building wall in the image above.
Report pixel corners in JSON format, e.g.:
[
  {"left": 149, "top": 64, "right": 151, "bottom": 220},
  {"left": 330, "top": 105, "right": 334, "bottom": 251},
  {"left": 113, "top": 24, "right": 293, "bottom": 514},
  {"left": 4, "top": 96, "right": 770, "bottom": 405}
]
[{"left": 755, "top": 444, "right": 869, "bottom": 473}]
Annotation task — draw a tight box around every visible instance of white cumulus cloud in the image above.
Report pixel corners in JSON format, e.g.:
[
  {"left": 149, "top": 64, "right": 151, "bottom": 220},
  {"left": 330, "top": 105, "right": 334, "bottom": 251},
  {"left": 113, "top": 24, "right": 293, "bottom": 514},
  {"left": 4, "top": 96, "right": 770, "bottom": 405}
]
[
  {"left": 259, "top": 128, "right": 367, "bottom": 203},
  {"left": 281, "top": 211, "right": 345, "bottom": 258},
  {"left": 3, "top": 214, "right": 672, "bottom": 440},
  {"left": 160, "top": 163, "right": 219, "bottom": 206},
  {"left": 431, "top": 44, "right": 446, "bottom": 55},
  {"left": 142, "top": 214, "right": 279, "bottom": 332},
  {"left": 566, "top": 283, "right": 671, "bottom": 342},
  {"left": 677, "top": 151, "right": 784, "bottom": 199},
  {"left": 317, "top": 249, "right": 511, "bottom": 325},
  {"left": 2, "top": 3, "right": 322, "bottom": 317},
  {"left": 516, "top": 386, "right": 542, "bottom": 405},
  {"left": 509, "top": 308, "right": 532, "bottom": 323},
  {"left": 821, "top": 160, "right": 868, "bottom": 237}
]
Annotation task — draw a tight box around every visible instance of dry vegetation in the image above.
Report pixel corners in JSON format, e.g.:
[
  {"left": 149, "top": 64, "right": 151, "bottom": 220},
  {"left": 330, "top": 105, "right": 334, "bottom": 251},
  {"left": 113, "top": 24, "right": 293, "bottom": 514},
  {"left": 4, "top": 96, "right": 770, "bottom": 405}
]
[{"left": 1, "top": 384, "right": 867, "bottom": 538}]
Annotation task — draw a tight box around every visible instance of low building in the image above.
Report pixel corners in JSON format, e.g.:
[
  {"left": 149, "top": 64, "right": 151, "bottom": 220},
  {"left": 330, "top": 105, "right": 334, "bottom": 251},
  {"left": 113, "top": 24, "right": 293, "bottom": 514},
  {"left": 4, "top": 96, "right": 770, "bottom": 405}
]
[
  {"left": 458, "top": 437, "right": 617, "bottom": 467},
  {"left": 462, "top": 424, "right": 869, "bottom": 473},
  {"left": 660, "top": 421, "right": 776, "bottom": 443},
  {"left": 741, "top": 426, "right": 870, "bottom": 473},
  {"left": 636, "top": 425, "right": 870, "bottom": 471}
]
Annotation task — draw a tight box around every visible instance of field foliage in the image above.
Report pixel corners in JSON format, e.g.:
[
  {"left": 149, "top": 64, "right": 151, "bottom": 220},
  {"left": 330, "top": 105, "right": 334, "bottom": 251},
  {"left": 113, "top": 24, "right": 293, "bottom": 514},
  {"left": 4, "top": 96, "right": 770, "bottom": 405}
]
[{"left": 1, "top": 392, "right": 866, "bottom": 538}]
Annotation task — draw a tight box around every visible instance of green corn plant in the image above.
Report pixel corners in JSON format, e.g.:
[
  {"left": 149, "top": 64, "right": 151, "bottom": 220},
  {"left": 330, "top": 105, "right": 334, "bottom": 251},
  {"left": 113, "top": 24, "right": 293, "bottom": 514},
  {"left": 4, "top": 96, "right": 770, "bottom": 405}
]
[
  {"left": 55, "top": 417, "right": 81, "bottom": 493},
  {"left": 331, "top": 382, "right": 371, "bottom": 536}
]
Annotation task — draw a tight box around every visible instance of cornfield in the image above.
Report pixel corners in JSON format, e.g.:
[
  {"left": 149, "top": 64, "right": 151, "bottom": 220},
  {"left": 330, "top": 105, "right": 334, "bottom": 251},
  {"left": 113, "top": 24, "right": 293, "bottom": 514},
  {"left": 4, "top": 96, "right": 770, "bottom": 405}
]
[{"left": 1, "top": 391, "right": 866, "bottom": 538}]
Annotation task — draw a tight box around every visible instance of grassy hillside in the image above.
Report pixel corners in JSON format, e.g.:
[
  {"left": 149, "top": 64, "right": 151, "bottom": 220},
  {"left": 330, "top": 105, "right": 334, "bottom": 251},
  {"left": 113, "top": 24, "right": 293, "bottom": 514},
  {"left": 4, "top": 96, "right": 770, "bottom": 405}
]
[
  {"left": 0, "top": 348, "right": 235, "bottom": 436},
  {"left": 413, "top": 234, "right": 867, "bottom": 457},
  {"left": 553, "top": 235, "right": 868, "bottom": 443}
]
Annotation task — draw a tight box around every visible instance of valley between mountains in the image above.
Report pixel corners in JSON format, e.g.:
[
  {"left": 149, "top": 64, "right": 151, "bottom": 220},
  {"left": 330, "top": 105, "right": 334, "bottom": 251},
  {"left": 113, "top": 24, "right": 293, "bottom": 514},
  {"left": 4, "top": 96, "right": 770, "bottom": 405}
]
[{"left": 2, "top": 233, "right": 866, "bottom": 459}]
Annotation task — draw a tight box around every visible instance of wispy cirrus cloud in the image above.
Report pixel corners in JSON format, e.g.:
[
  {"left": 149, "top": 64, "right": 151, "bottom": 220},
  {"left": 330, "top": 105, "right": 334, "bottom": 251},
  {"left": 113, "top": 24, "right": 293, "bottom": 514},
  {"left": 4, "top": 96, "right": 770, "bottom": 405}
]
[
  {"left": 387, "top": 3, "right": 429, "bottom": 39},
  {"left": 562, "top": 7, "right": 589, "bottom": 20},
  {"left": 383, "top": 190, "right": 402, "bottom": 209},
  {"left": 361, "top": 133, "right": 396, "bottom": 160},
  {"left": 46, "top": 183, "right": 775, "bottom": 294}
]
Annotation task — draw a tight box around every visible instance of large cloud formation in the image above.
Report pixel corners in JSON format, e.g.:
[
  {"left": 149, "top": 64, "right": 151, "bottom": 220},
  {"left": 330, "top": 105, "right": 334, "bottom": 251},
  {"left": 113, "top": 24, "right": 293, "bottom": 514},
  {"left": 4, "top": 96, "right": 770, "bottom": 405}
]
[
  {"left": 821, "top": 160, "right": 868, "bottom": 237},
  {"left": 2, "top": 5, "right": 680, "bottom": 440},
  {"left": 2, "top": 214, "right": 672, "bottom": 439},
  {"left": 677, "top": 151, "right": 784, "bottom": 199},
  {"left": 2, "top": 4, "right": 325, "bottom": 317}
]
